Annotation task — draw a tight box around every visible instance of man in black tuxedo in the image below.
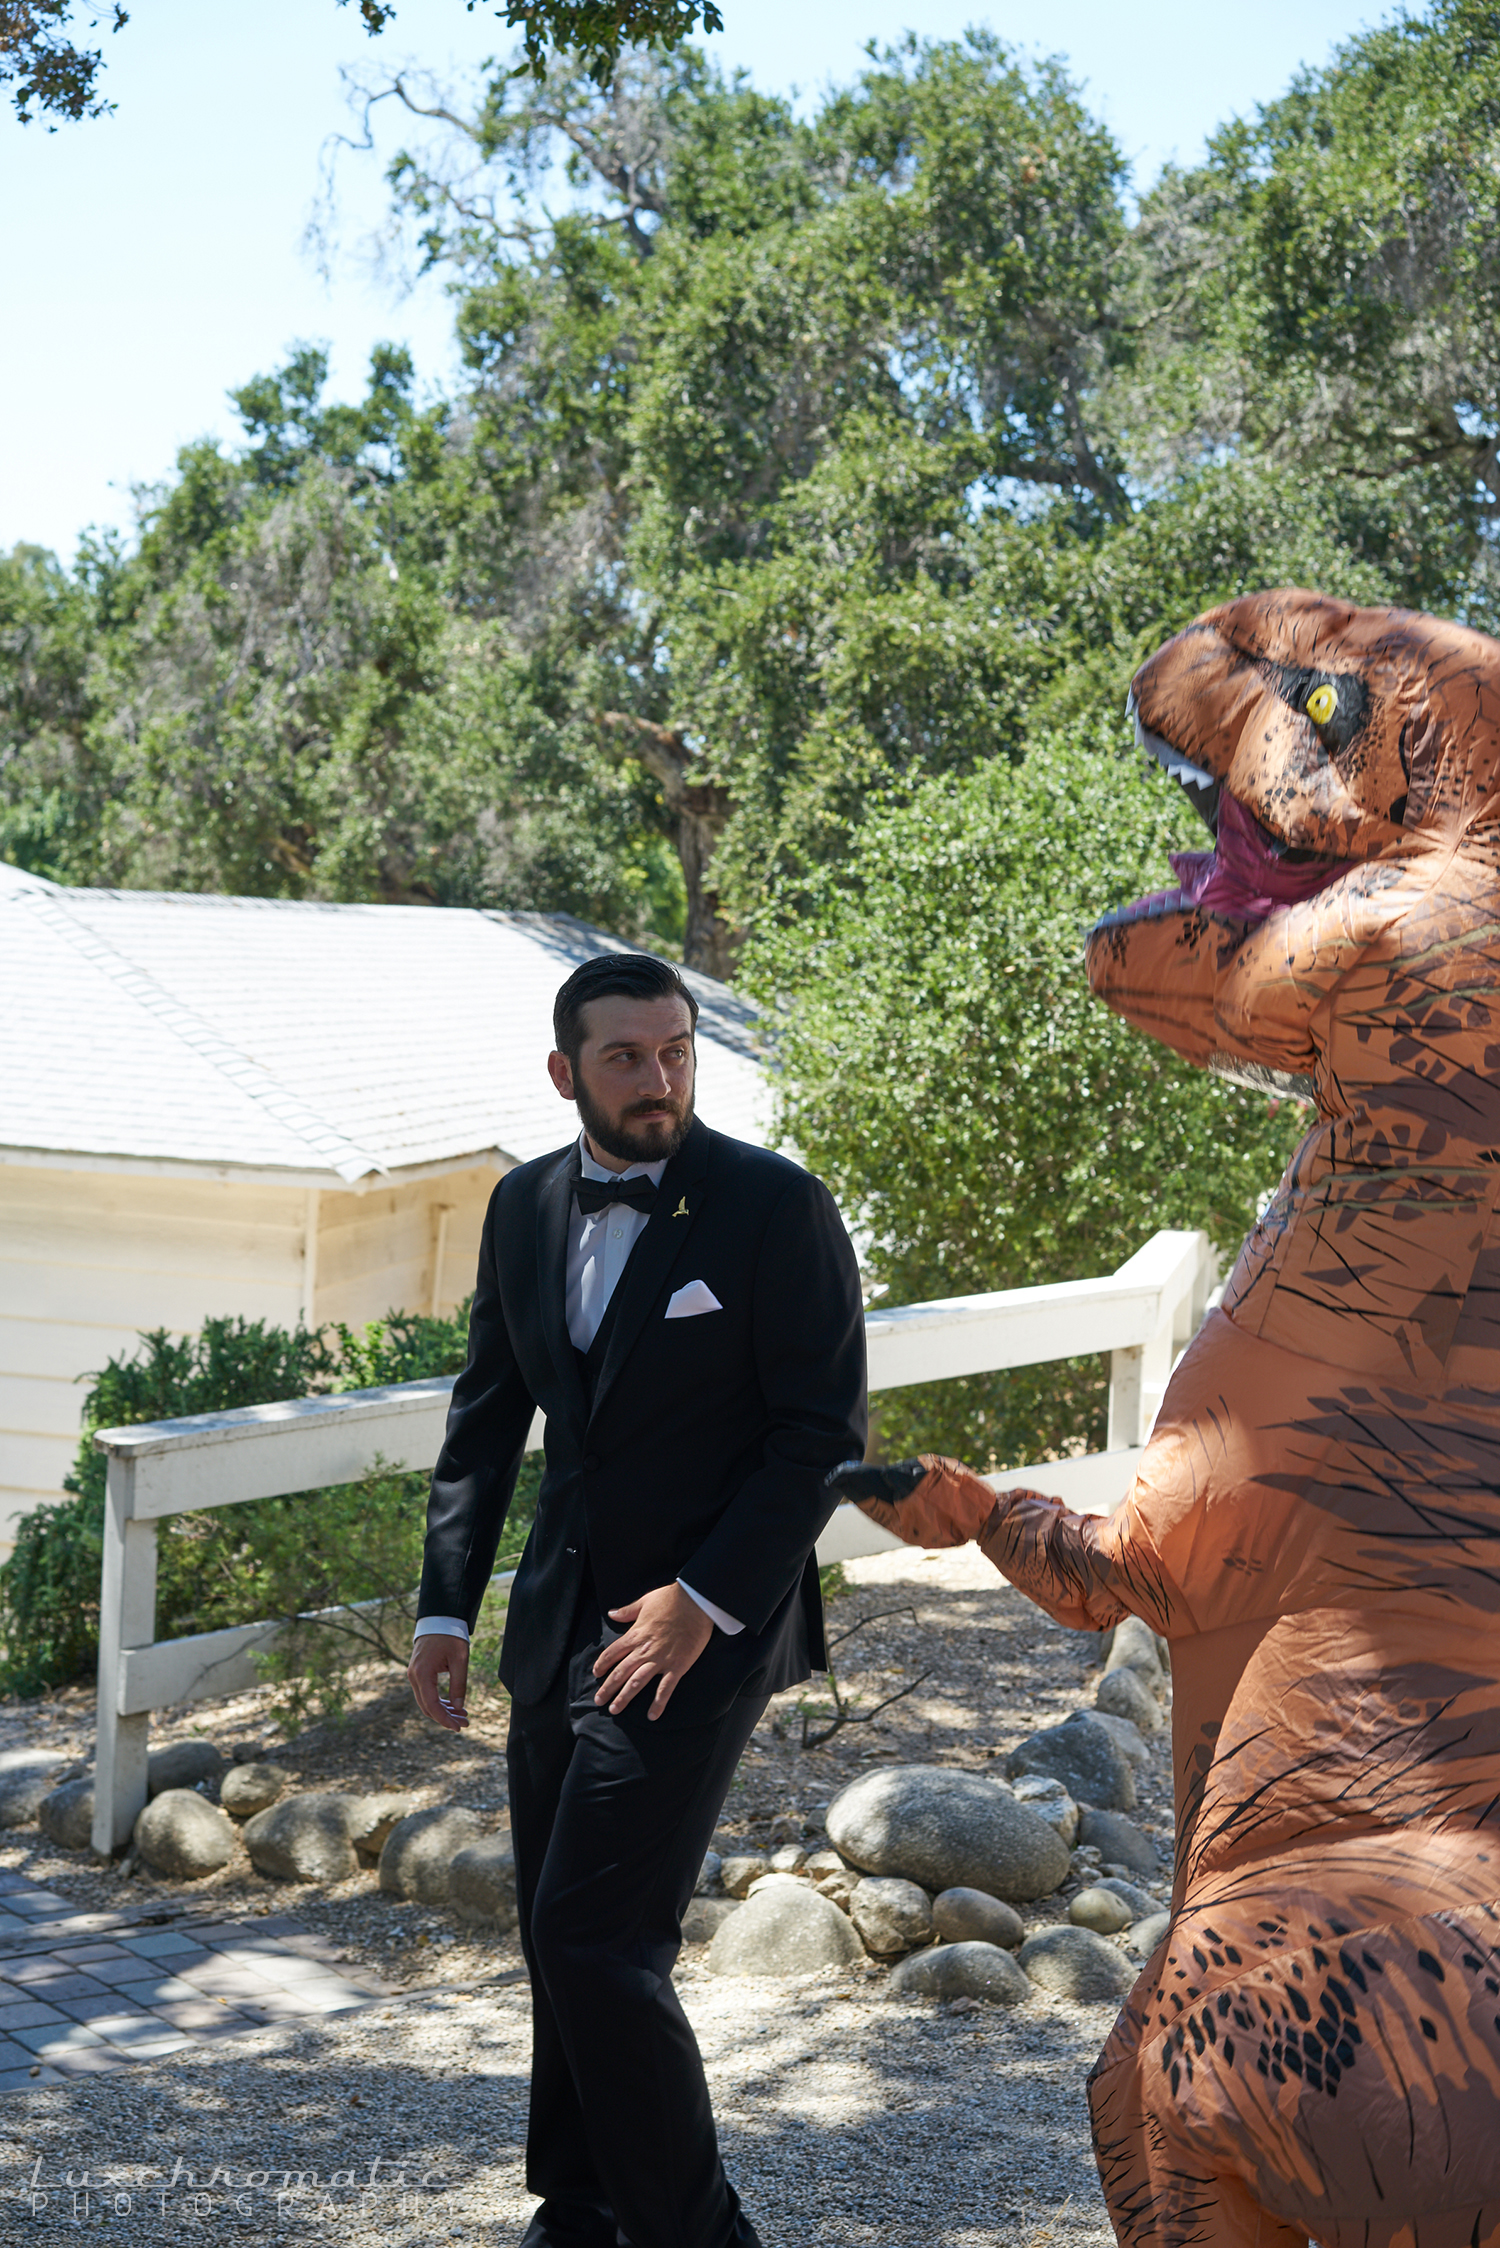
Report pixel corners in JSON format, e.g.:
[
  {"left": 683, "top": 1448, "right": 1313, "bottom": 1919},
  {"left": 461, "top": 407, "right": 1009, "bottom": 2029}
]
[{"left": 407, "top": 951, "right": 866, "bottom": 2248}]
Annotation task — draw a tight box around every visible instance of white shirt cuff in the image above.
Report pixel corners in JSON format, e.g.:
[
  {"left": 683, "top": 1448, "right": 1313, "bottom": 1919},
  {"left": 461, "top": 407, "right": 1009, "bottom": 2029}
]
[
  {"left": 677, "top": 1580, "right": 744, "bottom": 1635},
  {"left": 413, "top": 1615, "right": 470, "bottom": 1642}
]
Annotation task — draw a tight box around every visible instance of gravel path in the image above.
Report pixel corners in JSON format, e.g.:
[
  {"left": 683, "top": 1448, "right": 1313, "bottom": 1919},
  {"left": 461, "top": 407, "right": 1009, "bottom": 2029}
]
[
  {"left": 0, "top": 1968, "right": 1120, "bottom": 2245},
  {"left": 0, "top": 1544, "right": 1170, "bottom": 2245}
]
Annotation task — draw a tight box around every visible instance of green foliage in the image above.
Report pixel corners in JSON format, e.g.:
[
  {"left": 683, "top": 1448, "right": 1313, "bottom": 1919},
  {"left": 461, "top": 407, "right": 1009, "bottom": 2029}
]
[
  {"left": 0, "top": 1306, "right": 530, "bottom": 1719},
  {"left": 498, "top": 1, "right": 723, "bottom": 89},
  {"left": 745, "top": 730, "right": 1307, "bottom": 1468},
  {"left": 1, "top": 3, "right": 715, "bottom": 126},
  {"left": 1122, "top": 0, "right": 1500, "bottom": 609},
  {"left": 10, "top": 16, "right": 1500, "bottom": 952},
  {"left": 1, "top": 2, "right": 126, "bottom": 126}
]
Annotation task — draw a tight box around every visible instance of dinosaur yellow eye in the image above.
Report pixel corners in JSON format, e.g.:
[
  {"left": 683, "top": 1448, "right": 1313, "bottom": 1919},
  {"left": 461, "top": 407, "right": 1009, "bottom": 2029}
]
[{"left": 1305, "top": 683, "right": 1338, "bottom": 727}]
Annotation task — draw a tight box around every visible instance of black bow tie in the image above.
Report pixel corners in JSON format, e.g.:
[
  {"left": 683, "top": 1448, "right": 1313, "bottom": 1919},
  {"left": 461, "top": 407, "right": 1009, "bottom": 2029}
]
[{"left": 572, "top": 1173, "right": 658, "bottom": 1216}]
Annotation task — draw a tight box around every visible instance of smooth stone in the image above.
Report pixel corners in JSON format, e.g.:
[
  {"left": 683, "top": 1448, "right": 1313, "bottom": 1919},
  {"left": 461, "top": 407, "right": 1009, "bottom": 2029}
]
[
  {"left": 804, "top": 1849, "right": 846, "bottom": 1876},
  {"left": 931, "top": 1887, "right": 1024, "bottom": 1949},
  {"left": 1077, "top": 1807, "right": 1159, "bottom": 1878},
  {"left": 38, "top": 1776, "right": 94, "bottom": 1852},
  {"left": 344, "top": 1792, "right": 419, "bottom": 1858},
  {"left": 849, "top": 1876, "right": 934, "bottom": 1957},
  {"left": 1006, "top": 1713, "right": 1136, "bottom": 1812},
  {"left": 1010, "top": 1774, "right": 1079, "bottom": 1848},
  {"left": 682, "top": 1897, "right": 739, "bottom": 1944},
  {"left": 1096, "top": 1876, "right": 1160, "bottom": 1920},
  {"left": 827, "top": 1766, "right": 1069, "bottom": 1902},
  {"left": 1104, "top": 1615, "right": 1166, "bottom": 1690},
  {"left": 768, "top": 1813, "right": 804, "bottom": 1846},
  {"left": 721, "top": 1853, "right": 773, "bottom": 1898},
  {"left": 1095, "top": 1666, "right": 1163, "bottom": 1734},
  {"left": 378, "top": 1806, "right": 486, "bottom": 1905},
  {"left": 1069, "top": 1885, "right": 1133, "bottom": 1935},
  {"left": 147, "top": 1741, "right": 228, "bottom": 1798},
  {"left": 133, "top": 1789, "right": 237, "bottom": 1880},
  {"left": 1124, "top": 1910, "right": 1173, "bottom": 1955},
  {"left": 0, "top": 1751, "right": 66, "bottom": 1828},
  {"left": 695, "top": 1850, "right": 723, "bottom": 1895},
  {"left": 770, "top": 1844, "right": 808, "bottom": 1872},
  {"left": 889, "top": 1941, "right": 1030, "bottom": 2006},
  {"left": 219, "top": 1763, "right": 285, "bottom": 1819},
  {"left": 242, "top": 1793, "right": 360, "bottom": 1883},
  {"left": 745, "top": 1871, "right": 806, "bottom": 1896},
  {"left": 1088, "top": 1710, "right": 1150, "bottom": 1768},
  {"left": 1019, "top": 1924, "right": 1137, "bottom": 2001},
  {"left": 706, "top": 1882, "right": 864, "bottom": 1977},
  {"left": 450, "top": 1836, "right": 518, "bottom": 1929},
  {"left": 813, "top": 1873, "right": 855, "bottom": 1910}
]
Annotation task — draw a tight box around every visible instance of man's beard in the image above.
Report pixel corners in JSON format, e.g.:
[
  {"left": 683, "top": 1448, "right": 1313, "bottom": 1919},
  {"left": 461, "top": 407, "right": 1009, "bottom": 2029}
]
[{"left": 574, "top": 1075, "right": 695, "bottom": 1166}]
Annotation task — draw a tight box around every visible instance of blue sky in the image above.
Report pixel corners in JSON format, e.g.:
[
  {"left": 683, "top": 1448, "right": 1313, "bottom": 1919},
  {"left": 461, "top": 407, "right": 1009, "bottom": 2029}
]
[{"left": 2, "top": 0, "right": 1386, "bottom": 562}]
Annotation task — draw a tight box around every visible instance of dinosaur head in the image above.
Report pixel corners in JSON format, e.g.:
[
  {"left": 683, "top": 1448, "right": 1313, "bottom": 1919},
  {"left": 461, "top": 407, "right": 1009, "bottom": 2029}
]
[{"left": 1124, "top": 589, "right": 1500, "bottom": 924}]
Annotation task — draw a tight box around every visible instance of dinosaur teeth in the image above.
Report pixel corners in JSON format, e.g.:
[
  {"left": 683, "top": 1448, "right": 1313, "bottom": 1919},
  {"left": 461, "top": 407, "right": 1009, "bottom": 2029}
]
[
  {"left": 1127, "top": 696, "right": 1222, "bottom": 838},
  {"left": 1134, "top": 717, "right": 1217, "bottom": 791}
]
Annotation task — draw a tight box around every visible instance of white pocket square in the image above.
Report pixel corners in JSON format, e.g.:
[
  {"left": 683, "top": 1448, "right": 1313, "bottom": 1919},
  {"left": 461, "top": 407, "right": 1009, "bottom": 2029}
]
[{"left": 665, "top": 1280, "right": 723, "bottom": 1320}]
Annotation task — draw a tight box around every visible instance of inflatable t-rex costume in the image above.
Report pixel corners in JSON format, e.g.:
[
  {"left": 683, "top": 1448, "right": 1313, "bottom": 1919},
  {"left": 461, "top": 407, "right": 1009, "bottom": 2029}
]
[{"left": 836, "top": 590, "right": 1500, "bottom": 2248}]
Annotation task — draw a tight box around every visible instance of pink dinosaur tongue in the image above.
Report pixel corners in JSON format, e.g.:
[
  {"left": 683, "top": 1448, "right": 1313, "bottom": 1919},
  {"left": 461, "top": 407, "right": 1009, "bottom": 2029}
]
[{"left": 1168, "top": 792, "right": 1349, "bottom": 924}]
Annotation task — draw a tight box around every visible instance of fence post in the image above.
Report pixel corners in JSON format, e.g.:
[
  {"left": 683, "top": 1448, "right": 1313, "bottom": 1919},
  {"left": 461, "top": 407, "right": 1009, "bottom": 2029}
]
[
  {"left": 1106, "top": 1346, "right": 1144, "bottom": 1449},
  {"left": 91, "top": 1454, "right": 159, "bottom": 1857}
]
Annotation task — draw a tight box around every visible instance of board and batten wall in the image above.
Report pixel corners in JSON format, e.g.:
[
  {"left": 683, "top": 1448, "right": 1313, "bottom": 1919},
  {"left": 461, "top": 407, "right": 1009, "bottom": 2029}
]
[{"left": 0, "top": 1162, "right": 498, "bottom": 1554}]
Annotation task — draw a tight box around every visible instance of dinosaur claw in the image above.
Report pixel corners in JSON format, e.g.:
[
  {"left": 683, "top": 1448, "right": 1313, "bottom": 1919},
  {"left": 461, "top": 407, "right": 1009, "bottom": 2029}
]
[{"left": 823, "top": 1459, "right": 930, "bottom": 1504}]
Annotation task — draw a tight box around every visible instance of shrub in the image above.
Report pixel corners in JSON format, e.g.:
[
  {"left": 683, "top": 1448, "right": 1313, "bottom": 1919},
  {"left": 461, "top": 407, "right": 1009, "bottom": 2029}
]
[
  {"left": 1, "top": 1318, "right": 338, "bottom": 1697},
  {"left": 0, "top": 1304, "right": 539, "bottom": 1711}
]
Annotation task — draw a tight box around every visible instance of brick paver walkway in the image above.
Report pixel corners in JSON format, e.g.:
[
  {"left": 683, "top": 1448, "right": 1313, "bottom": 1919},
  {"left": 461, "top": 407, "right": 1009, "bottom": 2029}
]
[{"left": 0, "top": 1870, "right": 382, "bottom": 2089}]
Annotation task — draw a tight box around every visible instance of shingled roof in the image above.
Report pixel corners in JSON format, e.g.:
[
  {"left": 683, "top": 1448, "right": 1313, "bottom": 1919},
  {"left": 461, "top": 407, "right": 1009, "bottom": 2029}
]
[{"left": 0, "top": 865, "right": 769, "bottom": 1187}]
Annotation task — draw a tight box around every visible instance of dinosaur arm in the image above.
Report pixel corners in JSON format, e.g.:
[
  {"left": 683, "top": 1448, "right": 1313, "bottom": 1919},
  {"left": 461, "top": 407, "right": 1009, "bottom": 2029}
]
[
  {"left": 829, "top": 1455, "right": 1180, "bottom": 1634},
  {"left": 978, "top": 1485, "right": 1179, "bottom": 1637},
  {"left": 1088, "top": 872, "right": 1411, "bottom": 1079},
  {"left": 1212, "top": 874, "right": 1404, "bottom": 1070},
  {"left": 1084, "top": 906, "right": 1242, "bottom": 1067}
]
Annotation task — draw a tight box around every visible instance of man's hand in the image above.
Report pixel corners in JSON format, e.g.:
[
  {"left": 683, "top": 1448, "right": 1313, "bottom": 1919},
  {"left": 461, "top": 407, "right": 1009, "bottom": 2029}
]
[
  {"left": 594, "top": 1583, "right": 713, "bottom": 1720},
  {"left": 408, "top": 1633, "right": 471, "bottom": 1731}
]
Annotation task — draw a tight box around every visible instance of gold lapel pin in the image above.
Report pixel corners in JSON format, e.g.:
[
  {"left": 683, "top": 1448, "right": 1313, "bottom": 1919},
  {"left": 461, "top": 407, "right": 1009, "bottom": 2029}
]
[{"left": 672, "top": 1196, "right": 689, "bottom": 1218}]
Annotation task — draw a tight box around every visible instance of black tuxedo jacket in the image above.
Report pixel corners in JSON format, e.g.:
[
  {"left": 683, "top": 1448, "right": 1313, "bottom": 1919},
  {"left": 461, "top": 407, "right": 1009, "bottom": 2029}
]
[{"left": 417, "top": 1117, "right": 868, "bottom": 1723}]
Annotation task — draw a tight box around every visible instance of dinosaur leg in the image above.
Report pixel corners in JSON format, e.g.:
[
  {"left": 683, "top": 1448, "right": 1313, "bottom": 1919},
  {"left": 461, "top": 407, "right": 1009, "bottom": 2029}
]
[
  {"left": 1107, "top": 1903, "right": 1500, "bottom": 2248},
  {"left": 1088, "top": 1980, "right": 1309, "bottom": 2248}
]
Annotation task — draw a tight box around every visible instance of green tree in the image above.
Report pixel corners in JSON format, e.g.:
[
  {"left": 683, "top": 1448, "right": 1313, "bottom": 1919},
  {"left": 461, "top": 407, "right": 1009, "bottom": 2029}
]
[
  {"left": 357, "top": 35, "right": 1154, "bottom": 964},
  {"left": 1, "top": 342, "right": 685, "bottom": 936},
  {"left": 0, "top": 539, "right": 104, "bottom": 877},
  {"left": 744, "top": 730, "right": 1306, "bottom": 1468},
  {"left": 1121, "top": 0, "right": 1500, "bottom": 615}
]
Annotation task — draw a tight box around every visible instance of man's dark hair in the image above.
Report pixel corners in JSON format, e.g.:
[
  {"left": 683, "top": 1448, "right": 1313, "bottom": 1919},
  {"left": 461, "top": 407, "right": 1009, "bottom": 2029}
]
[{"left": 552, "top": 952, "right": 699, "bottom": 1061}]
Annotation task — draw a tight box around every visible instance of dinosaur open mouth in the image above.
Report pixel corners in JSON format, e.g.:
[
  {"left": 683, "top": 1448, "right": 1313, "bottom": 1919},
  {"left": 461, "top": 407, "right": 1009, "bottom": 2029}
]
[{"left": 1097, "top": 696, "right": 1353, "bottom": 932}]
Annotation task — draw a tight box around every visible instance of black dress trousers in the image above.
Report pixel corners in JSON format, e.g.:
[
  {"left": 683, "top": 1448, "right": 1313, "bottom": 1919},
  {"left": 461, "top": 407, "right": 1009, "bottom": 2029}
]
[{"left": 508, "top": 1568, "right": 768, "bottom": 2248}]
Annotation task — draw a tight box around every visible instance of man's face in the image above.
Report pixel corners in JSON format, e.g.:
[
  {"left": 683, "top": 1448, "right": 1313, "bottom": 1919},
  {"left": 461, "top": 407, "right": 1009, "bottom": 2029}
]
[{"left": 548, "top": 994, "right": 696, "bottom": 1167}]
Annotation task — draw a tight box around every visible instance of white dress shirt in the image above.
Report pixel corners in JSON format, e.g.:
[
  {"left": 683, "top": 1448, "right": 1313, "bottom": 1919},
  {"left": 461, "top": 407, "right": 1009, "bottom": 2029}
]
[{"left": 414, "top": 1132, "right": 742, "bottom": 1643}]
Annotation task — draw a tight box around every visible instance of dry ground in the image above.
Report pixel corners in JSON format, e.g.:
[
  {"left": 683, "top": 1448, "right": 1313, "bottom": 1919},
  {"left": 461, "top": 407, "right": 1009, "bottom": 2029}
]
[{"left": 0, "top": 1546, "right": 1174, "bottom": 2245}]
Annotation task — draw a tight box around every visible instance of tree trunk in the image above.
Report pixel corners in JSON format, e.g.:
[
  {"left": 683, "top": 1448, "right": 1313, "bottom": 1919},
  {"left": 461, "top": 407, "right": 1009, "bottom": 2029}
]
[{"left": 598, "top": 712, "right": 738, "bottom": 978}]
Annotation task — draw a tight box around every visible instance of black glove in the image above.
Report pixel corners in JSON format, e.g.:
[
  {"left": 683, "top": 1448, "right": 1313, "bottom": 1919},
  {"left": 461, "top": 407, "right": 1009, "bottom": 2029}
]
[{"left": 822, "top": 1458, "right": 928, "bottom": 1504}]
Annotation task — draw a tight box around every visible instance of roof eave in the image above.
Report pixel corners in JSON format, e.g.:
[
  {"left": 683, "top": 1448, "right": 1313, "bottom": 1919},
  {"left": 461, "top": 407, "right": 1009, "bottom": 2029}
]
[{"left": 0, "top": 1144, "right": 517, "bottom": 1193}]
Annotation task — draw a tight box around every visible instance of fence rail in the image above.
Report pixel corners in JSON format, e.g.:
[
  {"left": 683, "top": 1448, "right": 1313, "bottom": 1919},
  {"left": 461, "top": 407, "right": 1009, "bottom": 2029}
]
[{"left": 89, "top": 1226, "right": 1215, "bottom": 1853}]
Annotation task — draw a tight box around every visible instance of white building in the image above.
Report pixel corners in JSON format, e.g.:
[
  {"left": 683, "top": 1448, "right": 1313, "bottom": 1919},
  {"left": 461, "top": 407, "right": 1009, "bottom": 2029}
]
[{"left": 0, "top": 865, "right": 770, "bottom": 1548}]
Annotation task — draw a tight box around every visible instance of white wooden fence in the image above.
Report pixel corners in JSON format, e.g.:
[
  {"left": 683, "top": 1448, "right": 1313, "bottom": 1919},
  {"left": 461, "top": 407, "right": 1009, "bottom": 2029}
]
[{"left": 89, "top": 1227, "right": 1215, "bottom": 1853}]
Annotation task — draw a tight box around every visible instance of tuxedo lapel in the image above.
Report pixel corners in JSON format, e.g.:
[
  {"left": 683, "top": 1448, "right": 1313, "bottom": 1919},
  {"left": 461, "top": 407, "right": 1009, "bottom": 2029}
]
[
  {"left": 535, "top": 1148, "right": 588, "bottom": 1428},
  {"left": 589, "top": 1120, "right": 714, "bottom": 1420}
]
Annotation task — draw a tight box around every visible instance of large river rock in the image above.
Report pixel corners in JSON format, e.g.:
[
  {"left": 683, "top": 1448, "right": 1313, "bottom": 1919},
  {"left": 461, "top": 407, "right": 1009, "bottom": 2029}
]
[{"left": 827, "top": 1766, "right": 1069, "bottom": 1902}]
